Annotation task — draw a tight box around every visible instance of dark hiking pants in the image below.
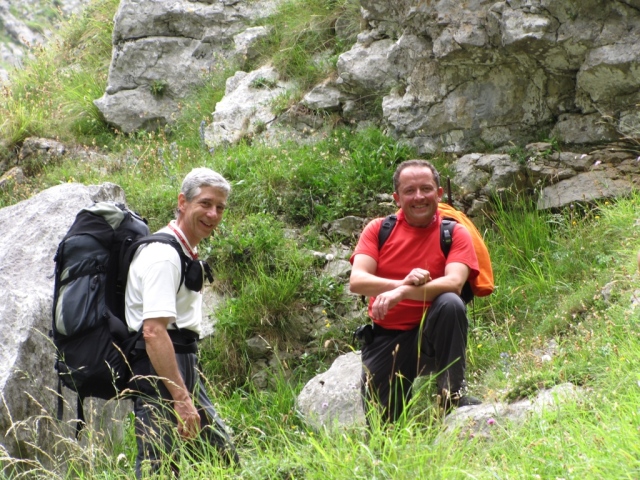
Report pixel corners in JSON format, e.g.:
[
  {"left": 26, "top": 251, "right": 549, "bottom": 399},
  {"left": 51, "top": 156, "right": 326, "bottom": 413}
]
[
  {"left": 131, "top": 352, "right": 239, "bottom": 478},
  {"left": 360, "top": 292, "right": 469, "bottom": 423}
]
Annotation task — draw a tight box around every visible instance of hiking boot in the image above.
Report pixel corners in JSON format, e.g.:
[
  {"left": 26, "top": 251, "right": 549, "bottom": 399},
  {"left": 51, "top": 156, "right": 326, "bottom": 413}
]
[
  {"left": 438, "top": 389, "right": 482, "bottom": 413},
  {"left": 457, "top": 395, "right": 482, "bottom": 408}
]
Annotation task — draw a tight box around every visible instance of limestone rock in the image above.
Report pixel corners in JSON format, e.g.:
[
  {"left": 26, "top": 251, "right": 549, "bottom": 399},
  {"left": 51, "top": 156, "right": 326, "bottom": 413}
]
[
  {"left": 537, "top": 170, "right": 634, "bottom": 210},
  {"left": 296, "top": 351, "right": 365, "bottom": 430},
  {"left": 204, "top": 65, "right": 293, "bottom": 148},
  {"left": 302, "top": 81, "right": 346, "bottom": 112},
  {"left": 0, "top": 166, "right": 25, "bottom": 189},
  {"left": 442, "top": 383, "right": 584, "bottom": 440},
  {"left": 337, "top": 39, "right": 397, "bottom": 95},
  {"left": 234, "top": 26, "right": 270, "bottom": 63}
]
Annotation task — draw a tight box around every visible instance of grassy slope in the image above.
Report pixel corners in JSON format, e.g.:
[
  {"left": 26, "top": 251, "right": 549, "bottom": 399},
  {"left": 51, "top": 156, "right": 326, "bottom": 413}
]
[{"left": 1, "top": 0, "right": 640, "bottom": 478}]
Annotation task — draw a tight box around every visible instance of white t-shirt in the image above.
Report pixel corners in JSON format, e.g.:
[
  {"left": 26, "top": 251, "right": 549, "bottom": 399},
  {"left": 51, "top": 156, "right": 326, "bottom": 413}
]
[{"left": 125, "top": 224, "right": 202, "bottom": 335}]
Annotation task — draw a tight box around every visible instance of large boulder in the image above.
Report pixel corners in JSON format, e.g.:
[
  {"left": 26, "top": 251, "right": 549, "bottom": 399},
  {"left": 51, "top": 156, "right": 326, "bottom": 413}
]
[
  {"left": 0, "top": 182, "right": 129, "bottom": 463},
  {"left": 296, "top": 351, "right": 366, "bottom": 429},
  {"left": 94, "top": 0, "right": 279, "bottom": 133}
]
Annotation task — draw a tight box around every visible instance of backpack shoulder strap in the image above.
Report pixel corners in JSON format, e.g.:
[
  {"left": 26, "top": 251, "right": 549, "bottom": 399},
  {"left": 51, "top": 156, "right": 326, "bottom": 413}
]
[
  {"left": 122, "top": 233, "right": 189, "bottom": 291},
  {"left": 378, "top": 214, "right": 397, "bottom": 250},
  {"left": 360, "top": 215, "right": 398, "bottom": 306},
  {"left": 440, "top": 218, "right": 456, "bottom": 258},
  {"left": 440, "top": 217, "right": 475, "bottom": 304}
]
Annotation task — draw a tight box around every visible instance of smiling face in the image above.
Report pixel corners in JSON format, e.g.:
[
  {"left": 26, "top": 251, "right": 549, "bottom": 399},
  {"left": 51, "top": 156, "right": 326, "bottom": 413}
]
[
  {"left": 392, "top": 166, "right": 443, "bottom": 227},
  {"left": 176, "top": 185, "right": 227, "bottom": 246}
]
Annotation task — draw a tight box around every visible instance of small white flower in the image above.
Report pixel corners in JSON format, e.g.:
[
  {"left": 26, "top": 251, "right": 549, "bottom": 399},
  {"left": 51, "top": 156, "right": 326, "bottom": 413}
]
[
  {"left": 580, "top": 154, "right": 587, "bottom": 159},
  {"left": 594, "top": 160, "right": 601, "bottom": 166}
]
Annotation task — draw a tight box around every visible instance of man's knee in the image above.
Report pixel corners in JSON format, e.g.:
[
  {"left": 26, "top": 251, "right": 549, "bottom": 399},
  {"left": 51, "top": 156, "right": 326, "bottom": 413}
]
[
  {"left": 432, "top": 291, "right": 466, "bottom": 313},
  {"left": 424, "top": 292, "right": 469, "bottom": 339}
]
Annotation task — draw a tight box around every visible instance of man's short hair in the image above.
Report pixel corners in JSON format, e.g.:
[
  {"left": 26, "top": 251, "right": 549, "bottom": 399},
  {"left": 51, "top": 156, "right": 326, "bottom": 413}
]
[
  {"left": 181, "top": 167, "right": 231, "bottom": 201},
  {"left": 392, "top": 159, "right": 441, "bottom": 193}
]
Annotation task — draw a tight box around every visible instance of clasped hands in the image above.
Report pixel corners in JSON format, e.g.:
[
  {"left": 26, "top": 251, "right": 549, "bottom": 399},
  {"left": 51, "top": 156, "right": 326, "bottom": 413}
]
[{"left": 371, "top": 268, "right": 430, "bottom": 320}]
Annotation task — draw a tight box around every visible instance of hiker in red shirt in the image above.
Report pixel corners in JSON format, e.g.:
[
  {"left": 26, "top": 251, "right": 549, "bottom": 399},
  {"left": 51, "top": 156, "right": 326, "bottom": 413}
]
[{"left": 350, "top": 159, "right": 482, "bottom": 422}]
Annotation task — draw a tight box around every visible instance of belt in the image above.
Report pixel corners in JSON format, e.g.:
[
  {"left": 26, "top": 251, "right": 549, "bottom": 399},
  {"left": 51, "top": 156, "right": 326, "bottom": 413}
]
[
  {"left": 372, "top": 323, "right": 405, "bottom": 336},
  {"left": 134, "top": 328, "right": 199, "bottom": 354}
]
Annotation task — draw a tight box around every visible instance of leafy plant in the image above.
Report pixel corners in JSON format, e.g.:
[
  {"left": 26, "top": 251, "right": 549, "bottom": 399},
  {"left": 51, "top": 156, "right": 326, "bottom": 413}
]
[
  {"left": 249, "top": 76, "right": 278, "bottom": 89},
  {"left": 149, "top": 79, "right": 168, "bottom": 97}
]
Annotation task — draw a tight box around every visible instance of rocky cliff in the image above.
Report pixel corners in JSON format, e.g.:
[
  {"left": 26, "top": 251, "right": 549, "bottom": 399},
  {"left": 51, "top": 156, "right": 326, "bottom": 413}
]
[{"left": 92, "top": 0, "right": 639, "bottom": 154}]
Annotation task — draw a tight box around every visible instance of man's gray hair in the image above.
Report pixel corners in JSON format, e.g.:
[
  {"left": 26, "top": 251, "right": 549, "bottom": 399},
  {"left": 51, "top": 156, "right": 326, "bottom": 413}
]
[
  {"left": 392, "top": 159, "right": 440, "bottom": 193},
  {"left": 181, "top": 167, "right": 231, "bottom": 201}
]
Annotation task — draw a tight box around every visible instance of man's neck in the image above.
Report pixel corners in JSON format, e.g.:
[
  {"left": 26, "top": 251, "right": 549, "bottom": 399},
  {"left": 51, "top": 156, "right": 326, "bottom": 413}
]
[{"left": 170, "top": 220, "right": 198, "bottom": 253}]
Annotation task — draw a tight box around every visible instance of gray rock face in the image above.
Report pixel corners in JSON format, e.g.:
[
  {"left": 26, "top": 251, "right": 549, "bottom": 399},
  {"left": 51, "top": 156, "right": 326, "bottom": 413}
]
[
  {"left": 94, "top": 0, "right": 279, "bottom": 133},
  {"left": 330, "top": 0, "right": 640, "bottom": 153},
  {"left": 0, "top": 182, "right": 127, "bottom": 462},
  {"left": 442, "top": 383, "right": 584, "bottom": 440}
]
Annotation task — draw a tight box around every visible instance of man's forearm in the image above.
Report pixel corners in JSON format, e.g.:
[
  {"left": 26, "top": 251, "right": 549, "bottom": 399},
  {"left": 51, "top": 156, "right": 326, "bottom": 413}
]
[
  {"left": 144, "top": 320, "right": 190, "bottom": 402},
  {"left": 398, "top": 277, "right": 462, "bottom": 302},
  {"left": 349, "top": 271, "right": 403, "bottom": 297}
]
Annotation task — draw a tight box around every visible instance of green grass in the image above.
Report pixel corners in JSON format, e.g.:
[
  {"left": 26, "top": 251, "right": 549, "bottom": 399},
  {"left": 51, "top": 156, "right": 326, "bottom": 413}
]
[
  {"left": 2, "top": 0, "right": 640, "bottom": 478},
  {"left": 251, "top": 0, "right": 360, "bottom": 88}
]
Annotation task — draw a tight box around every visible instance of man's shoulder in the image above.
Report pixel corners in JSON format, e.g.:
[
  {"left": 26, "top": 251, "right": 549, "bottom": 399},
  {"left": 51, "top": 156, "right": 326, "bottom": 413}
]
[
  {"left": 367, "top": 216, "right": 387, "bottom": 227},
  {"left": 133, "top": 238, "right": 182, "bottom": 266}
]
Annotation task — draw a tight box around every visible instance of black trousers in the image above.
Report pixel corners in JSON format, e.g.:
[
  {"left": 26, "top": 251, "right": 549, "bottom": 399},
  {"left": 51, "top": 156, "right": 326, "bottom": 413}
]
[
  {"left": 360, "top": 292, "right": 469, "bottom": 423},
  {"left": 131, "top": 352, "right": 239, "bottom": 478}
]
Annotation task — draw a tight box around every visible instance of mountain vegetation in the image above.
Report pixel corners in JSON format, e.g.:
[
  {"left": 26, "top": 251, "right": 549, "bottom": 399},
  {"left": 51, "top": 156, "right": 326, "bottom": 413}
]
[{"left": 1, "top": 0, "right": 640, "bottom": 478}]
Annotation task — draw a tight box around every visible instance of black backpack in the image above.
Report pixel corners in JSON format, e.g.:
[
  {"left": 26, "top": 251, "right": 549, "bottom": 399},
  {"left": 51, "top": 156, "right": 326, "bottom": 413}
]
[{"left": 51, "top": 202, "right": 150, "bottom": 434}]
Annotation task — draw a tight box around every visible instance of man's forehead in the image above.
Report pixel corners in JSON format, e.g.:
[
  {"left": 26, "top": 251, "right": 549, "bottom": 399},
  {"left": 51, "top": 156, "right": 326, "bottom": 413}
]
[
  {"left": 398, "top": 167, "right": 436, "bottom": 185},
  {"left": 194, "top": 186, "right": 228, "bottom": 202}
]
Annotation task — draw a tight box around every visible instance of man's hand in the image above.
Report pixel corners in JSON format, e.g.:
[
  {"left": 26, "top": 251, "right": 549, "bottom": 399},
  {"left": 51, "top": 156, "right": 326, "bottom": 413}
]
[
  {"left": 371, "top": 287, "right": 407, "bottom": 321},
  {"left": 402, "top": 268, "right": 430, "bottom": 286},
  {"left": 174, "top": 397, "right": 201, "bottom": 439}
]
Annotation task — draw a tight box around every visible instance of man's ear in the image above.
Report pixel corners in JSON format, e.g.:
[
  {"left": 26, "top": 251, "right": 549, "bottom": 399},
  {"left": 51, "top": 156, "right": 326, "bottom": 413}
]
[
  {"left": 177, "top": 192, "right": 187, "bottom": 213},
  {"left": 392, "top": 192, "right": 400, "bottom": 206}
]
